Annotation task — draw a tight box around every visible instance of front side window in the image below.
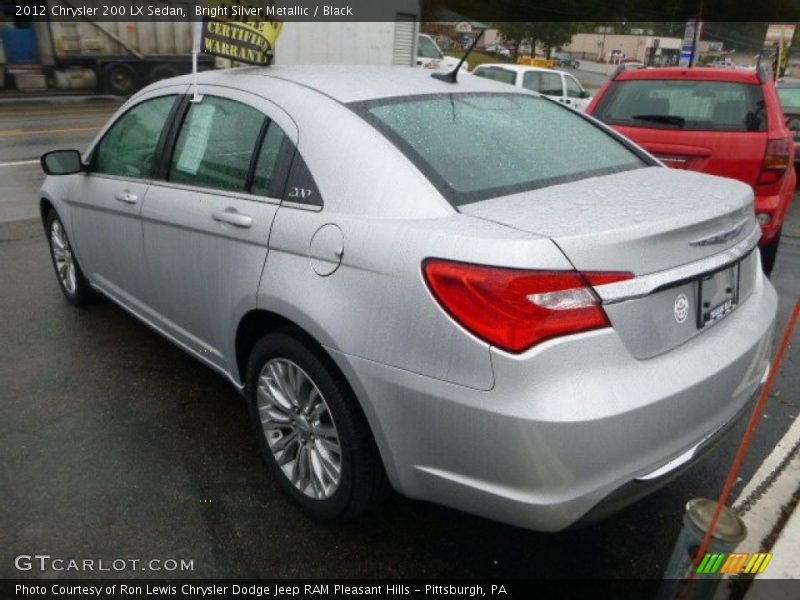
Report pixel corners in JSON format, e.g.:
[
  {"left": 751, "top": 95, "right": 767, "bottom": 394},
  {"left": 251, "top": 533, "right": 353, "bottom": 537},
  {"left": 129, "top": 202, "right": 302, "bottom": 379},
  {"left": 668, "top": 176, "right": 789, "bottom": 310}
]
[
  {"left": 474, "top": 67, "right": 517, "bottom": 86},
  {"left": 354, "top": 93, "right": 646, "bottom": 206},
  {"left": 94, "top": 95, "right": 176, "bottom": 179},
  {"left": 594, "top": 79, "right": 767, "bottom": 131},
  {"left": 565, "top": 75, "right": 584, "bottom": 98},
  {"left": 169, "top": 96, "right": 265, "bottom": 192}
]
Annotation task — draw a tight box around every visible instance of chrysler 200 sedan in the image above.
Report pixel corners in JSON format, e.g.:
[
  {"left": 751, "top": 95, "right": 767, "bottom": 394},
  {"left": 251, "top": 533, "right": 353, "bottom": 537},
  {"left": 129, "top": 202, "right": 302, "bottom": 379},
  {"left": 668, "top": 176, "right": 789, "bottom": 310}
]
[{"left": 39, "top": 66, "right": 776, "bottom": 531}]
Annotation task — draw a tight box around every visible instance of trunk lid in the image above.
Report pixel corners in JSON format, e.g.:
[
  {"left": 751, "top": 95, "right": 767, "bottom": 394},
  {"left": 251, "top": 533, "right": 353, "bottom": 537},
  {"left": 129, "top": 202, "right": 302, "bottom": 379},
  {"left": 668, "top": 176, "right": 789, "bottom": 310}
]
[
  {"left": 460, "top": 167, "right": 760, "bottom": 358},
  {"left": 460, "top": 167, "right": 755, "bottom": 276}
]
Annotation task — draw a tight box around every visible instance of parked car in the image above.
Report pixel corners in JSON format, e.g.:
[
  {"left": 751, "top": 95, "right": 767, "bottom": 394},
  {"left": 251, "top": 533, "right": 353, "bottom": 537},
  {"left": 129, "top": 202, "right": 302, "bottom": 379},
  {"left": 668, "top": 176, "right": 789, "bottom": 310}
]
[
  {"left": 40, "top": 66, "right": 776, "bottom": 531},
  {"left": 588, "top": 66, "right": 796, "bottom": 274},
  {"left": 471, "top": 64, "right": 593, "bottom": 111},
  {"left": 552, "top": 52, "right": 580, "bottom": 69},
  {"left": 776, "top": 81, "right": 800, "bottom": 166},
  {"left": 484, "top": 43, "right": 512, "bottom": 59}
]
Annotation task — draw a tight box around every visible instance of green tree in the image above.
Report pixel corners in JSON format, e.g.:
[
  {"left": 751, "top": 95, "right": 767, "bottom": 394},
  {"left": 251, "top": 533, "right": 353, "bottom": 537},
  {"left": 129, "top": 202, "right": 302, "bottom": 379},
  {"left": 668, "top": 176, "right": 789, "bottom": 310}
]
[{"left": 497, "top": 22, "right": 575, "bottom": 59}]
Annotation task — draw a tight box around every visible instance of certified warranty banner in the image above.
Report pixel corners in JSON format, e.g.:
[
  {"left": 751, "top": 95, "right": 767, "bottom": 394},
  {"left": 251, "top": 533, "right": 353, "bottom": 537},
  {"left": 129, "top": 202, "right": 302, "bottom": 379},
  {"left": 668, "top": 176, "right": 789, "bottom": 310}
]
[{"left": 201, "top": 0, "right": 283, "bottom": 65}]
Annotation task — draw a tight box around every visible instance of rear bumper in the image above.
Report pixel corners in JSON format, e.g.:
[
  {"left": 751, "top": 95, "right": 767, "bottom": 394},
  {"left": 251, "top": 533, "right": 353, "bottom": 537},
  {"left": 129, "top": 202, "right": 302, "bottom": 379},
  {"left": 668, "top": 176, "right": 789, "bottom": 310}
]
[
  {"left": 329, "top": 269, "right": 777, "bottom": 532},
  {"left": 570, "top": 377, "right": 759, "bottom": 528}
]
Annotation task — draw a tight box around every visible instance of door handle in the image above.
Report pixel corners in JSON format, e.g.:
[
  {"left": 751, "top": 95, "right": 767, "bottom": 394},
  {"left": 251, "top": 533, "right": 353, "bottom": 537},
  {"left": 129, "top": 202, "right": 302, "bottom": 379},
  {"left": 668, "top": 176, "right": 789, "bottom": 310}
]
[
  {"left": 114, "top": 191, "right": 138, "bottom": 204},
  {"left": 212, "top": 208, "right": 253, "bottom": 228}
]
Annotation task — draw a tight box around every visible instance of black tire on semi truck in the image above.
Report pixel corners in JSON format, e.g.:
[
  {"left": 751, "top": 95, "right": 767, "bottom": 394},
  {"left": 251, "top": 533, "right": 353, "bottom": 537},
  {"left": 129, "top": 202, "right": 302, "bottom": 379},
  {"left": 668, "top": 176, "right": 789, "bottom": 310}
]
[{"left": 102, "top": 63, "right": 138, "bottom": 96}]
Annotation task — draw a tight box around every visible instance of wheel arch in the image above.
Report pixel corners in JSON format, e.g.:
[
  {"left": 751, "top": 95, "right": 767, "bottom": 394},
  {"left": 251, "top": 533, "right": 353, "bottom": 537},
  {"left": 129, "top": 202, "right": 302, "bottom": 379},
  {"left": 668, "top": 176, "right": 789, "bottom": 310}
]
[
  {"left": 234, "top": 308, "right": 400, "bottom": 490},
  {"left": 40, "top": 197, "right": 55, "bottom": 229}
]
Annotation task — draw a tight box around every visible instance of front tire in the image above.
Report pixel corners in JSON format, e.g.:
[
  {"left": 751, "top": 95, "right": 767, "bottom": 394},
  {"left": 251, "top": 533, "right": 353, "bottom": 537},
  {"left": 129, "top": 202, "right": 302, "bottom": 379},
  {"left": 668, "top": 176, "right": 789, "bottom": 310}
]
[
  {"left": 45, "top": 210, "right": 95, "bottom": 305},
  {"left": 246, "top": 331, "right": 388, "bottom": 520}
]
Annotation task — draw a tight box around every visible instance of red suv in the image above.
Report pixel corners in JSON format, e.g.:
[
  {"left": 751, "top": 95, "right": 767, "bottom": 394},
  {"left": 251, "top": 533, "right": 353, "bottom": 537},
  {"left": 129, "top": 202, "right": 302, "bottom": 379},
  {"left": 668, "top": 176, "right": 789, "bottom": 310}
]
[{"left": 587, "top": 66, "right": 795, "bottom": 274}]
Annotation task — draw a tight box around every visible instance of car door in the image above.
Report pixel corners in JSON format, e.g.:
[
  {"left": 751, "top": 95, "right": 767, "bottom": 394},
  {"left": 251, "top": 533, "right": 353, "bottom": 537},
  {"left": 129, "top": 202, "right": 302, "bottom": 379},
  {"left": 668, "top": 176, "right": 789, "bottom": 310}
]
[
  {"left": 564, "top": 73, "right": 590, "bottom": 111},
  {"left": 140, "top": 87, "right": 297, "bottom": 374},
  {"left": 70, "top": 88, "right": 184, "bottom": 306}
]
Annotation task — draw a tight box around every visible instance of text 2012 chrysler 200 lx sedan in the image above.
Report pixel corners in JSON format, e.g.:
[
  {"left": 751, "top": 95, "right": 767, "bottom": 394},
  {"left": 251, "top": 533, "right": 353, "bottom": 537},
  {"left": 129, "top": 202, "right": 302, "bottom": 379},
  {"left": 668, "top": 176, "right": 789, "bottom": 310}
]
[{"left": 39, "top": 66, "right": 776, "bottom": 531}]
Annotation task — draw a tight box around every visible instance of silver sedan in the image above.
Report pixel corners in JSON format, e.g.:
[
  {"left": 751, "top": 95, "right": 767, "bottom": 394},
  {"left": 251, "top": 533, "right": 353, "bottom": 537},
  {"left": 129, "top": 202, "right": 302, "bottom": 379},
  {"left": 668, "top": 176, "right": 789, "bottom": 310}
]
[{"left": 39, "top": 66, "right": 776, "bottom": 531}]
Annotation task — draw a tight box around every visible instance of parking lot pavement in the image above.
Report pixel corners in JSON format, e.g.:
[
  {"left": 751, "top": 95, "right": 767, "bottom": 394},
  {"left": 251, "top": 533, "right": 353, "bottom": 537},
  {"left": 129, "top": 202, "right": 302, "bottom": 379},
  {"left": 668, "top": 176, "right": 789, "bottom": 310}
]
[
  {"left": 0, "top": 98, "right": 122, "bottom": 230},
  {"left": 1, "top": 199, "right": 798, "bottom": 579}
]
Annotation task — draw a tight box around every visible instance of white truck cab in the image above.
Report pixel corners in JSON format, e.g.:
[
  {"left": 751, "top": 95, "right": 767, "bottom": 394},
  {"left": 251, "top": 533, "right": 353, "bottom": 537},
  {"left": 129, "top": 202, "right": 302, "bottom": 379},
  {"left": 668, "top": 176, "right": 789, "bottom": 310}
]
[{"left": 472, "top": 63, "right": 593, "bottom": 111}]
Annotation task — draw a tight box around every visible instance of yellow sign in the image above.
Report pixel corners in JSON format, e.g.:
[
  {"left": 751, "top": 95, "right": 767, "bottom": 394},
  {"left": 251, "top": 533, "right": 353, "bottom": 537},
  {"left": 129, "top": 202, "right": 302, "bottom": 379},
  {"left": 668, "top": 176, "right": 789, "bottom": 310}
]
[{"left": 201, "top": 0, "right": 283, "bottom": 66}]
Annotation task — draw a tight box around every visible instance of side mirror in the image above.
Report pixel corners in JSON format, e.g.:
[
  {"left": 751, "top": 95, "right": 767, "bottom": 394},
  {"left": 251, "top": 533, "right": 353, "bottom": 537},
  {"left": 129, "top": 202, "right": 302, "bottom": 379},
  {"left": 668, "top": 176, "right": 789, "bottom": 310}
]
[
  {"left": 787, "top": 117, "right": 800, "bottom": 132},
  {"left": 41, "top": 150, "right": 83, "bottom": 175},
  {"left": 580, "top": 90, "right": 591, "bottom": 99}
]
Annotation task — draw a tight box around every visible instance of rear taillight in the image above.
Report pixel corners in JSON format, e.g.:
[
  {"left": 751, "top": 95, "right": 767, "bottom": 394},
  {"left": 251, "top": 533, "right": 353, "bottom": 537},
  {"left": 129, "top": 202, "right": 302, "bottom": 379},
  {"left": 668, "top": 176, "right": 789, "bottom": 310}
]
[
  {"left": 757, "top": 138, "right": 790, "bottom": 185},
  {"left": 422, "top": 259, "right": 632, "bottom": 353}
]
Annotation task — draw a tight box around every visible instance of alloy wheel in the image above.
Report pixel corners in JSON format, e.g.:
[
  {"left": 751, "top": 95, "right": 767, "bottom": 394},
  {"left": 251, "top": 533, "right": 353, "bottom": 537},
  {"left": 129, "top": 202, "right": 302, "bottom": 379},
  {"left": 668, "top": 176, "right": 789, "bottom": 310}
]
[
  {"left": 50, "top": 220, "right": 77, "bottom": 295},
  {"left": 256, "top": 358, "right": 343, "bottom": 499}
]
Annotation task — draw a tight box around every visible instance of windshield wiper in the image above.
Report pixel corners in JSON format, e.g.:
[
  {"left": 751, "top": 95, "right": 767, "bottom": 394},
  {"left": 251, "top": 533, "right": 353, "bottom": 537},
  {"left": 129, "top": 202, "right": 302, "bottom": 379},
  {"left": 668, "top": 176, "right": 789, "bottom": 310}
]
[{"left": 632, "top": 114, "right": 685, "bottom": 127}]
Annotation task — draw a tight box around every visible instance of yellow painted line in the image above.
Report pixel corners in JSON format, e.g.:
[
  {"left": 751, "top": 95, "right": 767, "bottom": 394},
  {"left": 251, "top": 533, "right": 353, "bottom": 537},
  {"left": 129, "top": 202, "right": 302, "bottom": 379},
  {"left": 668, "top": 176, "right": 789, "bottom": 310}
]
[{"left": 0, "top": 126, "right": 101, "bottom": 137}]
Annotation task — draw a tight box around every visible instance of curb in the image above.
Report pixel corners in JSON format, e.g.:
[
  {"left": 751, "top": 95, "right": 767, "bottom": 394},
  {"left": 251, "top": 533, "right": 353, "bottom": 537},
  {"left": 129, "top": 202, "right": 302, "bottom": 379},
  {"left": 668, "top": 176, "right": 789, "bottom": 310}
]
[{"left": 0, "top": 217, "right": 43, "bottom": 242}]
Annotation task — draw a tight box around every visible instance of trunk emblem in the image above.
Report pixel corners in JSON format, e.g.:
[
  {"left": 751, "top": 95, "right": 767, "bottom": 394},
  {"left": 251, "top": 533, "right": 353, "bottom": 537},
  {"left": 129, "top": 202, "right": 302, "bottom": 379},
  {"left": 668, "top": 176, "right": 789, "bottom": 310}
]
[
  {"left": 674, "top": 294, "right": 689, "bottom": 323},
  {"left": 689, "top": 220, "right": 747, "bottom": 247}
]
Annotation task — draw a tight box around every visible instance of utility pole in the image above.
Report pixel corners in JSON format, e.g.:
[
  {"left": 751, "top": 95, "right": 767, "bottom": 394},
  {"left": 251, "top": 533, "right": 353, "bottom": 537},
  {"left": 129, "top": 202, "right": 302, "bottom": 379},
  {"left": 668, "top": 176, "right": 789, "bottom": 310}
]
[{"left": 688, "top": 0, "right": 704, "bottom": 67}]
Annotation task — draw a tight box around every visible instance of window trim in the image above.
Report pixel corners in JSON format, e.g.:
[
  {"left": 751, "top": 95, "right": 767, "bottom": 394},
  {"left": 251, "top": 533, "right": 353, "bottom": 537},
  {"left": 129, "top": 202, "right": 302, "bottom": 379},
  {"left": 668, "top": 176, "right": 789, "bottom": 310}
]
[{"left": 245, "top": 118, "right": 271, "bottom": 192}]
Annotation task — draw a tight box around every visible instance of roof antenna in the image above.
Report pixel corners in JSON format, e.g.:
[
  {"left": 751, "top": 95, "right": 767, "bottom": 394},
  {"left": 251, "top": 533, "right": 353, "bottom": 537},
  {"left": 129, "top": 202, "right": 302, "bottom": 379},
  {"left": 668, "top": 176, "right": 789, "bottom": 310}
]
[{"left": 431, "top": 29, "right": 485, "bottom": 83}]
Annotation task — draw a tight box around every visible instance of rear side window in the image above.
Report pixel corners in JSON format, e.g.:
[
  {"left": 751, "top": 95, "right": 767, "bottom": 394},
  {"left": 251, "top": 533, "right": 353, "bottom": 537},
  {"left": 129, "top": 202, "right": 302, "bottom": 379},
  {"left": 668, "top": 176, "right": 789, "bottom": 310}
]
[
  {"left": 594, "top": 80, "right": 767, "bottom": 132},
  {"left": 354, "top": 93, "right": 646, "bottom": 206},
  {"left": 169, "top": 96, "right": 265, "bottom": 192},
  {"left": 251, "top": 122, "right": 289, "bottom": 197},
  {"left": 94, "top": 95, "right": 176, "bottom": 179},
  {"left": 523, "top": 71, "right": 562, "bottom": 96},
  {"left": 417, "top": 36, "right": 442, "bottom": 59},
  {"left": 474, "top": 68, "right": 517, "bottom": 86}
]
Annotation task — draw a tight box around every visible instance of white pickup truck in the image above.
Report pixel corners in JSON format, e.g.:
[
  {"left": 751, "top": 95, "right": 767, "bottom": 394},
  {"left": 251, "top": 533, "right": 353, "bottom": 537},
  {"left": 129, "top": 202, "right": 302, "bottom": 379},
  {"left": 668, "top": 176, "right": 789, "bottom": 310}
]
[{"left": 471, "top": 63, "right": 593, "bottom": 111}]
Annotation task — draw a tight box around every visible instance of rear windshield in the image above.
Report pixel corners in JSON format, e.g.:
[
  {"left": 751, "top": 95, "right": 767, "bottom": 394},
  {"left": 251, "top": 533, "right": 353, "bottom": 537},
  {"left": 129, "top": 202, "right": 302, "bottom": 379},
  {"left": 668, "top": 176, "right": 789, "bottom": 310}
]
[
  {"left": 777, "top": 87, "right": 800, "bottom": 110},
  {"left": 594, "top": 80, "right": 767, "bottom": 132},
  {"left": 351, "top": 93, "right": 647, "bottom": 206}
]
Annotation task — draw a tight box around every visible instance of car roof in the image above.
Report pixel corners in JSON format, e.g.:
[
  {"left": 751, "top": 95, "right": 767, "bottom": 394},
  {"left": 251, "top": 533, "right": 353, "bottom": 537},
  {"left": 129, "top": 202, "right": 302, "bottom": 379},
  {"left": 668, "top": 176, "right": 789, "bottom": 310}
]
[
  {"left": 160, "top": 65, "right": 523, "bottom": 104},
  {"left": 615, "top": 66, "right": 762, "bottom": 84},
  {"left": 474, "top": 63, "right": 562, "bottom": 75}
]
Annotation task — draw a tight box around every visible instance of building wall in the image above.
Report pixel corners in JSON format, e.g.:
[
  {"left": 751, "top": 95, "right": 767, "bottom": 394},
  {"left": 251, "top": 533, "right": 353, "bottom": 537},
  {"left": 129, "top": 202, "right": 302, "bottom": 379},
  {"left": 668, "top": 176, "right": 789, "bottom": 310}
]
[{"left": 565, "top": 32, "right": 681, "bottom": 63}]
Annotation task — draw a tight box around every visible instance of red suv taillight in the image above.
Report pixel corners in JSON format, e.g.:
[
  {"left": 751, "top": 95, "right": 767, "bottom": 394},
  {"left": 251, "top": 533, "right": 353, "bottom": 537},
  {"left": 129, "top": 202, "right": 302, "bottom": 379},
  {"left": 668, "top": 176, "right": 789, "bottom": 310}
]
[
  {"left": 422, "top": 259, "right": 632, "bottom": 353},
  {"left": 757, "top": 138, "right": 791, "bottom": 185}
]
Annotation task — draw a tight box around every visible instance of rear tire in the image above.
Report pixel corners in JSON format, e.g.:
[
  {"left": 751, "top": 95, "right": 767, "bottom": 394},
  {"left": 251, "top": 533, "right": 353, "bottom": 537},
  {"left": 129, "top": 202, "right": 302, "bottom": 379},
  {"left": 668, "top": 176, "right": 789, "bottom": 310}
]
[
  {"left": 760, "top": 229, "right": 781, "bottom": 276},
  {"left": 147, "top": 64, "right": 179, "bottom": 85},
  {"left": 103, "top": 63, "right": 137, "bottom": 95},
  {"left": 45, "top": 210, "right": 96, "bottom": 306},
  {"left": 246, "top": 330, "right": 388, "bottom": 520}
]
